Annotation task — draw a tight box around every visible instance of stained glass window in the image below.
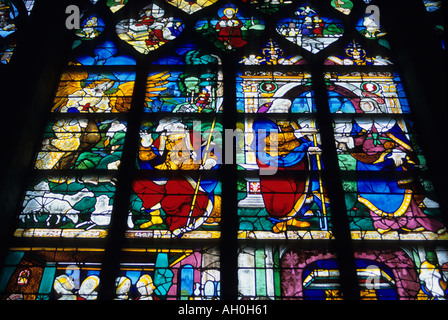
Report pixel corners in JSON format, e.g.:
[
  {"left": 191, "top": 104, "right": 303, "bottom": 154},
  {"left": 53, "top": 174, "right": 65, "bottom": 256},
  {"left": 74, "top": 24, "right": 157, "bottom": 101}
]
[
  {"left": 1, "top": 0, "right": 447, "bottom": 308},
  {"left": 0, "top": 0, "right": 34, "bottom": 64},
  {"left": 116, "top": 3, "right": 184, "bottom": 53},
  {"left": 195, "top": 4, "right": 265, "bottom": 51},
  {"left": 0, "top": 248, "right": 104, "bottom": 300},
  {"left": 238, "top": 245, "right": 341, "bottom": 299},
  {"left": 276, "top": 4, "right": 344, "bottom": 53}
]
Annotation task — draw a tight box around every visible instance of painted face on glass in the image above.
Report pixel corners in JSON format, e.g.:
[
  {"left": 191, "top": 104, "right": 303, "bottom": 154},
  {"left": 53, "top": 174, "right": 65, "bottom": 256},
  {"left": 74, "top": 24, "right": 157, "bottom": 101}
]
[
  {"left": 224, "top": 8, "right": 235, "bottom": 18},
  {"left": 360, "top": 99, "right": 377, "bottom": 112}
]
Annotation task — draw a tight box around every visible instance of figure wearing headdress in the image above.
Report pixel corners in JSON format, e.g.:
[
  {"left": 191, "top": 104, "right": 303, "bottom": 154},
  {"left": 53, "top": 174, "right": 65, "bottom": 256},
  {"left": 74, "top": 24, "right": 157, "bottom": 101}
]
[{"left": 334, "top": 86, "right": 446, "bottom": 235}]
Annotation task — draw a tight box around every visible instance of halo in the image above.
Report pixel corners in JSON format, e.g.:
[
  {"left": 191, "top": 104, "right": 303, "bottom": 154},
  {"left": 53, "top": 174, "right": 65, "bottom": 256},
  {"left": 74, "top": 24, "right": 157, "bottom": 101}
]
[{"left": 223, "top": 7, "right": 237, "bottom": 16}]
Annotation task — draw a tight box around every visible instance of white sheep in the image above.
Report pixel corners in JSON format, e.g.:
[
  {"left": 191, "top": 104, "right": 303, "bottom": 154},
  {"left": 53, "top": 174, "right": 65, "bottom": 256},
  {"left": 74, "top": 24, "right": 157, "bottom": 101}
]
[
  {"left": 20, "top": 184, "right": 95, "bottom": 226},
  {"left": 76, "top": 194, "right": 113, "bottom": 230}
]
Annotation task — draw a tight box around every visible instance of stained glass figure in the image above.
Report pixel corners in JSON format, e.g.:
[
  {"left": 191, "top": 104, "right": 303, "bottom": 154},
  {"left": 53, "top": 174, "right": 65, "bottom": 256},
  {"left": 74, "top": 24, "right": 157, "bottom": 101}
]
[
  {"left": 325, "top": 41, "right": 392, "bottom": 65},
  {"left": 344, "top": 175, "right": 447, "bottom": 240},
  {"left": 75, "top": 15, "right": 105, "bottom": 40},
  {"left": 240, "top": 0, "right": 292, "bottom": 14},
  {"left": 237, "top": 116, "right": 321, "bottom": 170},
  {"left": 236, "top": 71, "right": 313, "bottom": 113},
  {"left": 276, "top": 4, "right": 344, "bottom": 53},
  {"left": 0, "top": 248, "right": 104, "bottom": 300},
  {"left": 356, "top": 12, "right": 387, "bottom": 39},
  {"left": 2, "top": 0, "right": 448, "bottom": 304},
  {"left": 145, "top": 70, "right": 223, "bottom": 113},
  {"left": 129, "top": 177, "right": 221, "bottom": 239},
  {"left": 334, "top": 117, "right": 426, "bottom": 172},
  {"left": 238, "top": 174, "right": 331, "bottom": 239},
  {"left": 117, "top": 248, "right": 220, "bottom": 300},
  {"left": 238, "top": 246, "right": 341, "bottom": 300},
  {"left": 135, "top": 117, "right": 221, "bottom": 238},
  {"left": 237, "top": 115, "right": 329, "bottom": 239},
  {"left": 195, "top": 4, "right": 265, "bottom": 51},
  {"left": 52, "top": 71, "right": 136, "bottom": 113},
  {"left": 34, "top": 119, "right": 126, "bottom": 170},
  {"left": 15, "top": 176, "right": 116, "bottom": 238},
  {"left": 330, "top": 0, "right": 353, "bottom": 15},
  {"left": 116, "top": 3, "right": 184, "bottom": 54},
  {"left": 239, "top": 39, "right": 307, "bottom": 65},
  {"left": 355, "top": 246, "right": 448, "bottom": 300},
  {"left": 0, "top": 0, "right": 18, "bottom": 38},
  {"left": 165, "top": 0, "right": 218, "bottom": 15},
  {"left": 325, "top": 72, "right": 410, "bottom": 114},
  {"left": 137, "top": 118, "right": 222, "bottom": 170}
]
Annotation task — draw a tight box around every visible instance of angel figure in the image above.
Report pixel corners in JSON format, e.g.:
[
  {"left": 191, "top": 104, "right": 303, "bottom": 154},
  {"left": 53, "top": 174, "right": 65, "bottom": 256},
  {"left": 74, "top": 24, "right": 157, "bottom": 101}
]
[{"left": 52, "top": 71, "right": 135, "bottom": 113}]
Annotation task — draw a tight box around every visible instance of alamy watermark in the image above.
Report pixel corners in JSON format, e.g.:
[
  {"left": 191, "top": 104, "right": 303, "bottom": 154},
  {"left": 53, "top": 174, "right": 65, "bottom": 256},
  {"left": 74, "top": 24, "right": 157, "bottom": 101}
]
[
  {"left": 366, "top": 5, "right": 380, "bottom": 28},
  {"left": 65, "top": 5, "right": 80, "bottom": 30},
  {"left": 145, "top": 120, "right": 283, "bottom": 176},
  {"left": 365, "top": 265, "right": 382, "bottom": 290}
]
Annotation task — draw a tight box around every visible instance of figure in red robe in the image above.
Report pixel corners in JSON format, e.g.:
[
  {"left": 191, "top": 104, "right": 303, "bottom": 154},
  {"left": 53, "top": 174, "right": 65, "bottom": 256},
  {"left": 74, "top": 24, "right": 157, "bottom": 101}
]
[
  {"left": 252, "top": 116, "right": 328, "bottom": 233},
  {"left": 133, "top": 119, "right": 220, "bottom": 237},
  {"left": 215, "top": 7, "right": 247, "bottom": 50}
]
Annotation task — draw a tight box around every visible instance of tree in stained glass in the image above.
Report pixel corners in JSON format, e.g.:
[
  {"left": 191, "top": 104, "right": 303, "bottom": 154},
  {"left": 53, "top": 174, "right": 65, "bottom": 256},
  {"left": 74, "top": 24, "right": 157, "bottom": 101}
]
[
  {"left": 116, "top": 3, "right": 184, "bottom": 54},
  {"left": 195, "top": 4, "right": 265, "bottom": 51},
  {"left": 165, "top": 0, "right": 218, "bottom": 15},
  {"left": 146, "top": 42, "right": 223, "bottom": 113},
  {"left": 12, "top": 36, "right": 135, "bottom": 239},
  {"left": 34, "top": 119, "right": 126, "bottom": 170},
  {"left": 276, "top": 4, "right": 344, "bottom": 53}
]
